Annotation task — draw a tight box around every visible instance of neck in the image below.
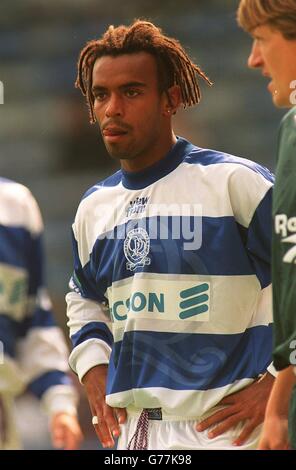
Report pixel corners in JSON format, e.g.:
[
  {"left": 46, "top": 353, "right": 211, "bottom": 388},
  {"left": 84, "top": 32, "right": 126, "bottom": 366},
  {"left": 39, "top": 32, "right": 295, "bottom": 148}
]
[{"left": 120, "top": 131, "right": 177, "bottom": 173}]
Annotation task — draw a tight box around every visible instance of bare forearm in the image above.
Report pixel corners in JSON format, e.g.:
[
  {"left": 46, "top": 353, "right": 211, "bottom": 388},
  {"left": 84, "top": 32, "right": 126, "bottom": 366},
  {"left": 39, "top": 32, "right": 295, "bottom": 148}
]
[
  {"left": 266, "top": 366, "right": 296, "bottom": 417},
  {"left": 258, "top": 367, "right": 295, "bottom": 450}
]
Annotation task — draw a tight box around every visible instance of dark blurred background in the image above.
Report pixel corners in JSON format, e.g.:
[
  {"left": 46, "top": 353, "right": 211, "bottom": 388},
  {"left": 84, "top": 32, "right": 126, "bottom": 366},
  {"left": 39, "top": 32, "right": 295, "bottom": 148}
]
[{"left": 0, "top": 0, "right": 283, "bottom": 449}]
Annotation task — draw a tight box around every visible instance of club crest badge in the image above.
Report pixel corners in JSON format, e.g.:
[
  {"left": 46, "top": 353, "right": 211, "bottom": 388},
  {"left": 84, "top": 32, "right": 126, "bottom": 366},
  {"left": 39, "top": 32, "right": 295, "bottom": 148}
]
[{"left": 124, "top": 227, "right": 151, "bottom": 271}]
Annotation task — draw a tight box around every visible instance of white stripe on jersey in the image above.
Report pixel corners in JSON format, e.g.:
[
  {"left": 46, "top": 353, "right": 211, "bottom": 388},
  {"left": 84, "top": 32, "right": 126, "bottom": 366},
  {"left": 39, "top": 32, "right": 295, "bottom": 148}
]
[
  {"left": 105, "top": 273, "right": 270, "bottom": 342},
  {"left": 107, "top": 379, "right": 254, "bottom": 418},
  {"left": 16, "top": 327, "right": 70, "bottom": 383},
  {"left": 66, "top": 291, "right": 112, "bottom": 336}
]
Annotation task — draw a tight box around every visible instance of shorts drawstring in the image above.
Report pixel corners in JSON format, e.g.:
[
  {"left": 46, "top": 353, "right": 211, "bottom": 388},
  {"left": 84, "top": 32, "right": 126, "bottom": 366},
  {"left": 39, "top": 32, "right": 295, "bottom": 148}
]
[{"left": 127, "top": 409, "right": 149, "bottom": 450}]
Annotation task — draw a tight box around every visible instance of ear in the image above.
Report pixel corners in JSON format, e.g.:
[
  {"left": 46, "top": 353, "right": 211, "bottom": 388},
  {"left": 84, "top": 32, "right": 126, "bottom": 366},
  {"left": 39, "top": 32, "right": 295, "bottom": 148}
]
[{"left": 162, "top": 85, "right": 182, "bottom": 116}]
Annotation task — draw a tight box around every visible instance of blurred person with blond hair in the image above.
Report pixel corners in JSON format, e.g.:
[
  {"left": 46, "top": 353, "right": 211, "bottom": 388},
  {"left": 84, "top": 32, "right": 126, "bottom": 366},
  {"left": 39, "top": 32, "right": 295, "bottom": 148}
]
[{"left": 238, "top": 0, "right": 296, "bottom": 450}]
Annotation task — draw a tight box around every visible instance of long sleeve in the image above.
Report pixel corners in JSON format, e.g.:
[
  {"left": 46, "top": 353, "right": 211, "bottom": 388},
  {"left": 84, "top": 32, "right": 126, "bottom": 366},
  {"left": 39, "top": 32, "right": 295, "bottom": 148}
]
[
  {"left": 66, "top": 217, "right": 113, "bottom": 382},
  {"left": 227, "top": 162, "right": 275, "bottom": 375}
]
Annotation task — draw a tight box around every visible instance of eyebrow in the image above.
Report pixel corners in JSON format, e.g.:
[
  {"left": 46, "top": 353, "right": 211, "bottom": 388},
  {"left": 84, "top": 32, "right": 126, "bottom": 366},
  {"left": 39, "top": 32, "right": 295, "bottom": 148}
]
[{"left": 92, "top": 81, "right": 147, "bottom": 93}]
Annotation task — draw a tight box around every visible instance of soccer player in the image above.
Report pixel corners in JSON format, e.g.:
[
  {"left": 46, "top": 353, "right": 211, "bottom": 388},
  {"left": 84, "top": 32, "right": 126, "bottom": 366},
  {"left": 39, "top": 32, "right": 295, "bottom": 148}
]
[
  {"left": 237, "top": 0, "right": 296, "bottom": 451},
  {"left": 0, "top": 178, "right": 83, "bottom": 449},
  {"left": 67, "top": 20, "right": 275, "bottom": 450}
]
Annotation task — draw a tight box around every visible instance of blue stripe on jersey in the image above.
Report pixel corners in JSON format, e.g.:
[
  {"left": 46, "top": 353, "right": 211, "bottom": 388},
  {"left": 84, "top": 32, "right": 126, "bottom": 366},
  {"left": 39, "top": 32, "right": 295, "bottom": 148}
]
[
  {"left": 27, "top": 234, "right": 45, "bottom": 295},
  {"left": 28, "top": 371, "right": 72, "bottom": 398},
  {"left": 0, "top": 225, "right": 31, "bottom": 270},
  {"left": 71, "top": 233, "right": 107, "bottom": 302},
  {"left": 247, "top": 187, "right": 272, "bottom": 288},
  {"left": 184, "top": 147, "right": 275, "bottom": 183},
  {"left": 0, "top": 314, "right": 17, "bottom": 357},
  {"left": 70, "top": 321, "right": 113, "bottom": 348},
  {"left": 0, "top": 309, "right": 57, "bottom": 356},
  {"left": 18, "top": 308, "right": 57, "bottom": 337},
  {"left": 81, "top": 214, "right": 270, "bottom": 296},
  {"left": 107, "top": 325, "right": 272, "bottom": 394}
]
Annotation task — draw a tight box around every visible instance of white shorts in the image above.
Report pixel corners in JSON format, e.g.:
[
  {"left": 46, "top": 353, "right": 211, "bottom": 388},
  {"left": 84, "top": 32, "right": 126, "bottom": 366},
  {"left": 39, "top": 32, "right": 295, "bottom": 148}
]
[{"left": 117, "top": 407, "right": 261, "bottom": 450}]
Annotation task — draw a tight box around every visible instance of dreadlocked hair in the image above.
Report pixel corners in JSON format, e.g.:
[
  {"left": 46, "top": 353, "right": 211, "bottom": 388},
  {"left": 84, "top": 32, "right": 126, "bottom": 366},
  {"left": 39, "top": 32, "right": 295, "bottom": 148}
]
[{"left": 76, "top": 20, "right": 212, "bottom": 123}]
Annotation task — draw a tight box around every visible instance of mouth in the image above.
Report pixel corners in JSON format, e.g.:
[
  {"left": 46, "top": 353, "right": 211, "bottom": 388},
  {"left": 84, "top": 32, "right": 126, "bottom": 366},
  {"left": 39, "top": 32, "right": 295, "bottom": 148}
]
[
  {"left": 263, "top": 73, "right": 274, "bottom": 93},
  {"left": 102, "top": 127, "right": 129, "bottom": 143}
]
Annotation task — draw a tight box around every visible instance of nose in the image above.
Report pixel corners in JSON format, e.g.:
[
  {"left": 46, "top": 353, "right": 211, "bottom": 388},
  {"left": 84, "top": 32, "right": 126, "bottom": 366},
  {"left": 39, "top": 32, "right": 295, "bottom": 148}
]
[
  {"left": 105, "top": 93, "right": 123, "bottom": 118},
  {"left": 248, "top": 40, "right": 263, "bottom": 69}
]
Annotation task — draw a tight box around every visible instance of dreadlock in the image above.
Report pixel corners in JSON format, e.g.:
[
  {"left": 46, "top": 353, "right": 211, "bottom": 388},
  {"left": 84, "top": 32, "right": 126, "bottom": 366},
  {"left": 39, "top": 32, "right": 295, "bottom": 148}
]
[{"left": 75, "top": 20, "right": 212, "bottom": 123}]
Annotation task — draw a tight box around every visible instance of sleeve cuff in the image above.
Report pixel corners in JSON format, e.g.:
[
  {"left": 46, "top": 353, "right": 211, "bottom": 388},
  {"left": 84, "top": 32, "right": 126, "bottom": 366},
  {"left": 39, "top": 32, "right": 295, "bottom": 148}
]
[
  {"left": 69, "top": 338, "right": 111, "bottom": 383},
  {"left": 41, "top": 384, "right": 79, "bottom": 417}
]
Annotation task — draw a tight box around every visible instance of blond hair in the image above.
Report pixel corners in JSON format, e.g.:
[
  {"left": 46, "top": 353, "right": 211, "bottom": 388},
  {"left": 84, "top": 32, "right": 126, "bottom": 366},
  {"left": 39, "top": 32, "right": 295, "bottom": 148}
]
[{"left": 237, "top": 0, "right": 296, "bottom": 39}]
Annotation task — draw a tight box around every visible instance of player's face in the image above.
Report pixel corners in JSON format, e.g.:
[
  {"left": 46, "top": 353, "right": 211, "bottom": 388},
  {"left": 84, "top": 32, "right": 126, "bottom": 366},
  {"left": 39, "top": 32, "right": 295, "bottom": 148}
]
[
  {"left": 248, "top": 24, "right": 296, "bottom": 108},
  {"left": 92, "top": 52, "right": 173, "bottom": 169}
]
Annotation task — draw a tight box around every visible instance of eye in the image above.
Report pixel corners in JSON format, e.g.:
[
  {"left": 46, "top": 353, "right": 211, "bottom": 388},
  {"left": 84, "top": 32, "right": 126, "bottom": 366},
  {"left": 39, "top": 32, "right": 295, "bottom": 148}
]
[
  {"left": 94, "top": 91, "right": 107, "bottom": 101},
  {"left": 125, "top": 89, "right": 140, "bottom": 98},
  {"left": 254, "top": 35, "right": 265, "bottom": 43}
]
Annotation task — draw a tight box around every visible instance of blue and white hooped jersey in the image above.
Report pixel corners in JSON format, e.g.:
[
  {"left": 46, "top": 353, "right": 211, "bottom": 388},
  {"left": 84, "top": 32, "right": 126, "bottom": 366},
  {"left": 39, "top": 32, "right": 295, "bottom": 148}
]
[
  {"left": 0, "top": 179, "right": 76, "bottom": 415},
  {"left": 67, "top": 137, "right": 274, "bottom": 417}
]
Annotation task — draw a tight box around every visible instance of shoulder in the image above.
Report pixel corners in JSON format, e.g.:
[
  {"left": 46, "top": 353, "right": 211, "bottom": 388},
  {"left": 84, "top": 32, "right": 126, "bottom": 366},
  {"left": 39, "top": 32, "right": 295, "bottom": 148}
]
[
  {"left": 182, "top": 145, "right": 273, "bottom": 225},
  {"left": 74, "top": 170, "right": 123, "bottom": 226},
  {"left": 183, "top": 146, "right": 274, "bottom": 184},
  {"left": 81, "top": 170, "right": 122, "bottom": 201},
  {"left": 0, "top": 177, "right": 33, "bottom": 202},
  {"left": 0, "top": 178, "right": 43, "bottom": 235}
]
